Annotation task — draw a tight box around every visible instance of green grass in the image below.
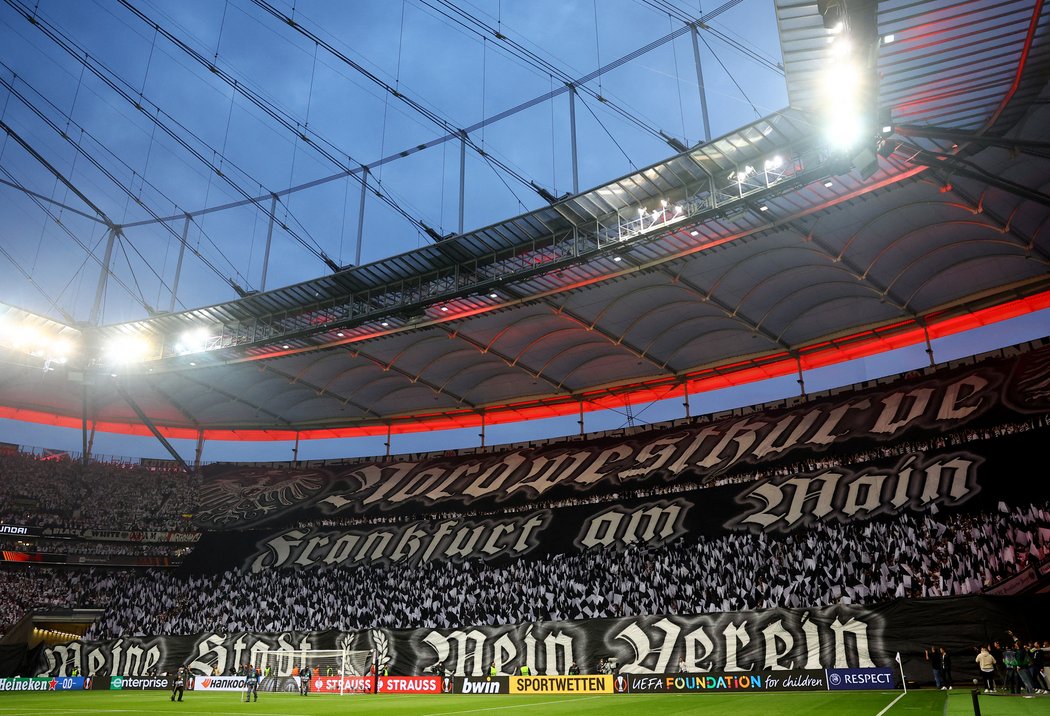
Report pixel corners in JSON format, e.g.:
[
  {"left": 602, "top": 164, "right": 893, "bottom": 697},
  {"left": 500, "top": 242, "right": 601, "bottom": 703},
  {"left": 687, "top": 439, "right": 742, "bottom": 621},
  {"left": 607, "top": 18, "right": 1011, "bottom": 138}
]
[{"left": 0, "top": 689, "right": 1046, "bottom": 715}]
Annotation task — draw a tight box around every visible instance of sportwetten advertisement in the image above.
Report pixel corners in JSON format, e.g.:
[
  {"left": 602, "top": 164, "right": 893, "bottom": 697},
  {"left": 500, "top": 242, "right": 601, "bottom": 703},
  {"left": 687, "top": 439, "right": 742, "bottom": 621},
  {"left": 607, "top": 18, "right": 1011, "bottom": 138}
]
[{"left": 509, "top": 675, "right": 612, "bottom": 694}]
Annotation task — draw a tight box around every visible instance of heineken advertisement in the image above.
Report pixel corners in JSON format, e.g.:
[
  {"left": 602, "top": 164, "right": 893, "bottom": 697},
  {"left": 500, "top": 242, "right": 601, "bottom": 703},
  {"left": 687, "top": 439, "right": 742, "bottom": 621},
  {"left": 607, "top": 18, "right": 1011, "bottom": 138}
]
[{"left": 0, "top": 676, "right": 86, "bottom": 691}]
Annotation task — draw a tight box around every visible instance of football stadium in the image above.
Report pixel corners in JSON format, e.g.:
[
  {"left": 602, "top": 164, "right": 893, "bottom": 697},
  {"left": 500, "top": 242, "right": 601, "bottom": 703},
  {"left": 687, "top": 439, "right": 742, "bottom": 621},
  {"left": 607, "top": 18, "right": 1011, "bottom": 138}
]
[{"left": 1, "top": 0, "right": 1049, "bottom": 714}]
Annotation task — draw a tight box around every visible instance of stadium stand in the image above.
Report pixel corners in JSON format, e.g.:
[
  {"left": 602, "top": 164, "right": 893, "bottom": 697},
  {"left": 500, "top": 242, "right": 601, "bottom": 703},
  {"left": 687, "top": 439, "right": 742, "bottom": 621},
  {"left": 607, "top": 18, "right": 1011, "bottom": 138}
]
[
  {"left": 0, "top": 497, "right": 1033, "bottom": 640},
  {"left": 1, "top": 344, "right": 1049, "bottom": 689},
  {"left": 0, "top": 453, "right": 198, "bottom": 530}
]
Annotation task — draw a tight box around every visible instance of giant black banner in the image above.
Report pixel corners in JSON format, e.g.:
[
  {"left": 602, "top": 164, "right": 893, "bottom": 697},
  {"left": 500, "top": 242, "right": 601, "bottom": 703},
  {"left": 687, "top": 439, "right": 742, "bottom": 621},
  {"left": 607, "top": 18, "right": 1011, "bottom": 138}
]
[
  {"left": 34, "top": 596, "right": 1050, "bottom": 687},
  {"left": 193, "top": 342, "right": 1050, "bottom": 530},
  {"left": 184, "top": 422, "right": 1047, "bottom": 574}
]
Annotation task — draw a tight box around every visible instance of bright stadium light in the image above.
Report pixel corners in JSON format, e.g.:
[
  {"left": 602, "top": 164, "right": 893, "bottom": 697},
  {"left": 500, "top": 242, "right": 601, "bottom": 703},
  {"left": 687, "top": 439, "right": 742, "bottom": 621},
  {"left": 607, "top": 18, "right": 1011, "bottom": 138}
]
[
  {"left": 8, "top": 324, "right": 39, "bottom": 350},
  {"left": 49, "top": 337, "right": 73, "bottom": 363},
  {"left": 176, "top": 327, "right": 211, "bottom": 355},
  {"left": 830, "top": 36, "right": 853, "bottom": 57},
  {"left": 104, "top": 335, "right": 151, "bottom": 364},
  {"left": 825, "top": 106, "right": 867, "bottom": 150}
]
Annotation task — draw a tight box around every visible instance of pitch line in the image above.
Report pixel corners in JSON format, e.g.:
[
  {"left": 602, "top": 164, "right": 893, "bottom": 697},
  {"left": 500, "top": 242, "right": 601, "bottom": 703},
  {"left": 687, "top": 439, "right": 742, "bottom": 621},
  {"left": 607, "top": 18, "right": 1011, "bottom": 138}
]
[
  {"left": 0, "top": 705, "right": 306, "bottom": 709},
  {"left": 421, "top": 695, "right": 603, "bottom": 715},
  {"left": 874, "top": 691, "right": 908, "bottom": 716}
]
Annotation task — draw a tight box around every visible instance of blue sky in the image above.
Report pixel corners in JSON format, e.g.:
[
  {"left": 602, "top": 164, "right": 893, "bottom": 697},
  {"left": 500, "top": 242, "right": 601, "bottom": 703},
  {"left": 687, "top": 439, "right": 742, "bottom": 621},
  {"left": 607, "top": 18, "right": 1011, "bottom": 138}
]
[{"left": 0, "top": 0, "right": 1046, "bottom": 462}]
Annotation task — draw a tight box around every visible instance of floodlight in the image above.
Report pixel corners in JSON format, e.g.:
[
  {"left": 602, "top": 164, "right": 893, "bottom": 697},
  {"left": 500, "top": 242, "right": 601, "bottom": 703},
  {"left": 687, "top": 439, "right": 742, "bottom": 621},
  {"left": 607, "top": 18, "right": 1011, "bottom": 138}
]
[
  {"left": 824, "top": 106, "right": 867, "bottom": 151},
  {"left": 50, "top": 338, "right": 73, "bottom": 360},
  {"left": 176, "top": 327, "right": 210, "bottom": 354},
  {"left": 104, "top": 335, "right": 151, "bottom": 364},
  {"left": 830, "top": 37, "right": 852, "bottom": 57},
  {"left": 822, "top": 61, "right": 861, "bottom": 97}
]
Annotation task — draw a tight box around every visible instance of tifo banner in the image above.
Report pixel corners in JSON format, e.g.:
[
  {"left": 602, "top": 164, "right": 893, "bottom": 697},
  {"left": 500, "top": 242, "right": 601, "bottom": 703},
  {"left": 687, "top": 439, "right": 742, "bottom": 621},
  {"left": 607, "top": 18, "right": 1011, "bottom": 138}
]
[
  {"left": 34, "top": 596, "right": 1050, "bottom": 686},
  {"left": 41, "top": 528, "right": 200, "bottom": 544},
  {"left": 510, "top": 675, "right": 612, "bottom": 694},
  {"left": 185, "top": 424, "right": 1047, "bottom": 573},
  {"left": 192, "top": 342, "right": 1050, "bottom": 529}
]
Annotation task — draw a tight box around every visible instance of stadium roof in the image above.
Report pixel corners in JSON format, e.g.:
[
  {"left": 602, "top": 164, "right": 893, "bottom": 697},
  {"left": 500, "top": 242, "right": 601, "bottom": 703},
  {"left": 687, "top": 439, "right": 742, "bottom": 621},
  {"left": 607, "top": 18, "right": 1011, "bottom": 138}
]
[{"left": 1, "top": 0, "right": 1049, "bottom": 445}]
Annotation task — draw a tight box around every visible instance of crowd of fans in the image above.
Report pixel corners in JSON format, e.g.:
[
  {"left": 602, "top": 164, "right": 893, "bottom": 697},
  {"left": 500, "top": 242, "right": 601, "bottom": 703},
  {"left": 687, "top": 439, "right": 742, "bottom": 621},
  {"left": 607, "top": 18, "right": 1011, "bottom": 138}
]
[
  {"left": 0, "top": 403, "right": 1047, "bottom": 641},
  {"left": 0, "top": 453, "right": 199, "bottom": 530},
  {"left": 0, "top": 497, "right": 1044, "bottom": 640},
  {"left": 3, "top": 416, "right": 1046, "bottom": 535},
  {"left": 0, "top": 538, "right": 187, "bottom": 557}
]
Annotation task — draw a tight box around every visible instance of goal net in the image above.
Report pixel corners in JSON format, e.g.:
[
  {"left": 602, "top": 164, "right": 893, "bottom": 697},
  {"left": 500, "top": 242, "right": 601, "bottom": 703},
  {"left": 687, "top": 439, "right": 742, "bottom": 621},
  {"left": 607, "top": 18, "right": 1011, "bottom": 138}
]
[{"left": 255, "top": 648, "right": 375, "bottom": 694}]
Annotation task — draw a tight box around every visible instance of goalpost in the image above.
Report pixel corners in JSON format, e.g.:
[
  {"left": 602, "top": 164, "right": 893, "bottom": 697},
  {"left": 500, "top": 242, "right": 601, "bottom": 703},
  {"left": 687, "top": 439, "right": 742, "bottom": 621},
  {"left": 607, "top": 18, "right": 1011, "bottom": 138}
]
[{"left": 254, "top": 648, "right": 375, "bottom": 695}]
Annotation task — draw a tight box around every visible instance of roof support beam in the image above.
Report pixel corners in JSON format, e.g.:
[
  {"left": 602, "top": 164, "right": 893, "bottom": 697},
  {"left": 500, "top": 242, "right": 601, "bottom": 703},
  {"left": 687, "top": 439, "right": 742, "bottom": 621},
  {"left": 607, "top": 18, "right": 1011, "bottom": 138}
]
[
  {"left": 350, "top": 346, "right": 478, "bottom": 409},
  {"left": 437, "top": 324, "right": 572, "bottom": 397},
  {"left": 943, "top": 182, "right": 1050, "bottom": 264},
  {"left": 788, "top": 223, "right": 911, "bottom": 314},
  {"left": 908, "top": 151, "right": 1050, "bottom": 209},
  {"left": 112, "top": 380, "right": 189, "bottom": 472},
  {"left": 177, "top": 373, "right": 296, "bottom": 427},
  {"left": 895, "top": 124, "right": 1050, "bottom": 156},
  {"left": 658, "top": 267, "right": 795, "bottom": 360},
  {"left": 89, "top": 228, "right": 118, "bottom": 326},
  {"left": 502, "top": 282, "right": 674, "bottom": 376},
  {"left": 555, "top": 301, "right": 676, "bottom": 375},
  {"left": 258, "top": 363, "right": 384, "bottom": 419}
]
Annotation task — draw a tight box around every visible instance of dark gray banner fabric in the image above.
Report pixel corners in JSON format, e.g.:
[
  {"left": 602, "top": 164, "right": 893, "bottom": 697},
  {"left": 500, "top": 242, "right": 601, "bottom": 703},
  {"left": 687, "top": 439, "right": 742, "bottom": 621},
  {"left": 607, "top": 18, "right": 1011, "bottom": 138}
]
[
  {"left": 183, "top": 424, "right": 1042, "bottom": 575},
  {"left": 35, "top": 596, "right": 1050, "bottom": 686},
  {"left": 192, "top": 344, "right": 1050, "bottom": 530}
]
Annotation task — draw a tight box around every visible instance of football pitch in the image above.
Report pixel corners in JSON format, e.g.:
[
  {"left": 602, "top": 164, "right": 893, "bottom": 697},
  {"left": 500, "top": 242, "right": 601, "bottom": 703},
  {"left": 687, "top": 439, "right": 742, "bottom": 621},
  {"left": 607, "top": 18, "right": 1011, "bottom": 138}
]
[{"left": 0, "top": 690, "right": 1046, "bottom": 715}]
